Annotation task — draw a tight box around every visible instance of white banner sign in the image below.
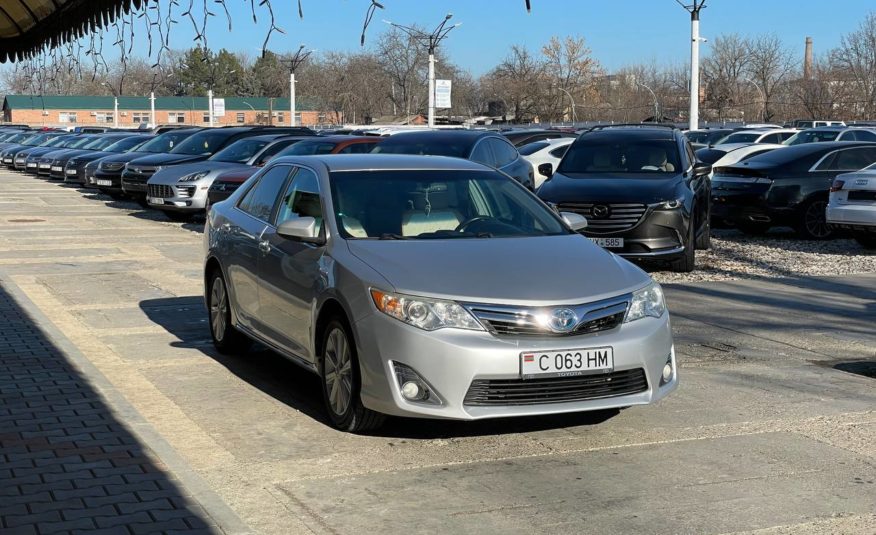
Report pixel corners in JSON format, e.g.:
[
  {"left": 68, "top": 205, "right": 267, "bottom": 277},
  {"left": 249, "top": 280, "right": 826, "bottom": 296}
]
[
  {"left": 212, "top": 98, "right": 226, "bottom": 117},
  {"left": 435, "top": 80, "right": 452, "bottom": 109}
]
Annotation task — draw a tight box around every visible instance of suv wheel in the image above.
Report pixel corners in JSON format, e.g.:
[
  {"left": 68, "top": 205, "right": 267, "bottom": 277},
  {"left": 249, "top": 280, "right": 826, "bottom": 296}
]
[
  {"left": 795, "top": 198, "right": 832, "bottom": 240},
  {"left": 208, "top": 270, "right": 251, "bottom": 355},
  {"left": 670, "top": 222, "right": 696, "bottom": 273},
  {"left": 695, "top": 210, "right": 711, "bottom": 250},
  {"left": 319, "top": 318, "right": 386, "bottom": 433},
  {"left": 853, "top": 232, "right": 876, "bottom": 249}
]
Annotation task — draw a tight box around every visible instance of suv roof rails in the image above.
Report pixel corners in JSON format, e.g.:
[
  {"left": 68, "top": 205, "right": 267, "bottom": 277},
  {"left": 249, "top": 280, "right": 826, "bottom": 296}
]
[{"left": 587, "top": 123, "right": 679, "bottom": 132}]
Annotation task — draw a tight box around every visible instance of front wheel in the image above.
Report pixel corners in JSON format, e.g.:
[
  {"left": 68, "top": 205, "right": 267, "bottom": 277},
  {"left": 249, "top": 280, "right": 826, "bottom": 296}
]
[
  {"left": 320, "top": 318, "right": 385, "bottom": 433},
  {"left": 695, "top": 209, "right": 711, "bottom": 250},
  {"left": 669, "top": 222, "right": 696, "bottom": 273}
]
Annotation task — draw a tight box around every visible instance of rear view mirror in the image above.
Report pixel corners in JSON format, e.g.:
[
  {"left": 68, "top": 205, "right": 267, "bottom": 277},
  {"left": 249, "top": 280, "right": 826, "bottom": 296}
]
[
  {"left": 538, "top": 163, "right": 554, "bottom": 178},
  {"left": 692, "top": 161, "right": 712, "bottom": 176},
  {"left": 277, "top": 217, "right": 325, "bottom": 245},
  {"left": 560, "top": 212, "right": 588, "bottom": 231}
]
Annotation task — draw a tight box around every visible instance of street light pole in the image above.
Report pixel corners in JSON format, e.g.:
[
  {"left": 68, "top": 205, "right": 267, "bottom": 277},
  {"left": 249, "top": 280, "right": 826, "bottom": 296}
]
[
  {"left": 637, "top": 82, "right": 660, "bottom": 122},
  {"left": 556, "top": 86, "right": 577, "bottom": 123},
  {"left": 286, "top": 45, "right": 313, "bottom": 127},
  {"left": 678, "top": 0, "right": 707, "bottom": 131},
  {"left": 743, "top": 77, "right": 766, "bottom": 122},
  {"left": 385, "top": 14, "right": 461, "bottom": 128}
]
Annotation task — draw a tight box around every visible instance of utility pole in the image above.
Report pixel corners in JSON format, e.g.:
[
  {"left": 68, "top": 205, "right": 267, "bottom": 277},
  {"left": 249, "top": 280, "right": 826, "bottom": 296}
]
[
  {"left": 678, "top": 0, "right": 707, "bottom": 131},
  {"left": 384, "top": 14, "right": 461, "bottom": 128},
  {"left": 208, "top": 88, "right": 214, "bottom": 127},
  {"left": 637, "top": 82, "right": 660, "bottom": 122},
  {"left": 285, "top": 45, "right": 313, "bottom": 127}
]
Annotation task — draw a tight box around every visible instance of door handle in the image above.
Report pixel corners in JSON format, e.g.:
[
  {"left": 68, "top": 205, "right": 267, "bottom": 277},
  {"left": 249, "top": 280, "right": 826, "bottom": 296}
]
[{"left": 259, "top": 240, "right": 271, "bottom": 253}]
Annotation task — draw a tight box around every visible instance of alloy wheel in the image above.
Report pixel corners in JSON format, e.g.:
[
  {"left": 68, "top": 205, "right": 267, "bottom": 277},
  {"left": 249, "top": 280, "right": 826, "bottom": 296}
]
[
  {"left": 324, "top": 327, "right": 353, "bottom": 416},
  {"left": 210, "top": 277, "right": 227, "bottom": 343},
  {"left": 804, "top": 200, "right": 831, "bottom": 239}
]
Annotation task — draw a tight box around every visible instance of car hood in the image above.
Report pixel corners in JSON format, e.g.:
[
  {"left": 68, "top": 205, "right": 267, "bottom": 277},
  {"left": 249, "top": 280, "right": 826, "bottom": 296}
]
[
  {"left": 21, "top": 147, "right": 59, "bottom": 157},
  {"left": 41, "top": 148, "right": 82, "bottom": 160},
  {"left": 74, "top": 151, "right": 113, "bottom": 162},
  {"left": 346, "top": 234, "right": 649, "bottom": 305},
  {"left": 538, "top": 173, "right": 684, "bottom": 204},
  {"left": 52, "top": 149, "right": 90, "bottom": 161},
  {"left": 148, "top": 161, "right": 248, "bottom": 184},
  {"left": 128, "top": 153, "right": 208, "bottom": 166}
]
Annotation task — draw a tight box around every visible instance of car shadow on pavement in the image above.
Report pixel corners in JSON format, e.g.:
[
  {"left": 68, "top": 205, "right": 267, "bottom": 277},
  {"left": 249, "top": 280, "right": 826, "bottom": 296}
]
[
  {"left": 139, "top": 296, "right": 623, "bottom": 438},
  {"left": 0, "top": 285, "right": 216, "bottom": 533}
]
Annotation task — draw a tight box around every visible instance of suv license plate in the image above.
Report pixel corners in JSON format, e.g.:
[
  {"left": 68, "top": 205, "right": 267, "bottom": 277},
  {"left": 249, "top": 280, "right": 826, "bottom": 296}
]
[
  {"left": 590, "top": 237, "right": 624, "bottom": 249},
  {"left": 521, "top": 347, "right": 614, "bottom": 379},
  {"left": 147, "top": 196, "right": 164, "bottom": 205},
  {"left": 96, "top": 179, "right": 112, "bottom": 186}
]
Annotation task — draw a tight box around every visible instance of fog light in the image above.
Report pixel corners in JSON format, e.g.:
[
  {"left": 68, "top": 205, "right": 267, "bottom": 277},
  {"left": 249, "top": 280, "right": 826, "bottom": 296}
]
[
  {"left": 393, "top": 362, "right": 442, "bottom": 406},
  {"left": 401, "top": 381, "right": 422, "bottom": 400},
  {"left": 662, "top": 363, "right": 672, "bottom": 382},
  {"left": 659, "top": 349, "right": 675, "bottom": 387}
]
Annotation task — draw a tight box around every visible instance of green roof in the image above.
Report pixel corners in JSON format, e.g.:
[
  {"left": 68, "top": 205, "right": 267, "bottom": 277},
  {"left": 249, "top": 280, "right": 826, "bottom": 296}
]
[{"left": 2, "top": 95, "right": 319, "bottom": 112}]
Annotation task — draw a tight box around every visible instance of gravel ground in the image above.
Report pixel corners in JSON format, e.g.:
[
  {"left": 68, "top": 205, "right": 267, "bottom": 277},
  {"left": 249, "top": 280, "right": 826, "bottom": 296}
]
[{"left": 83, "top": 190, "right": 876, "bottom": 284}]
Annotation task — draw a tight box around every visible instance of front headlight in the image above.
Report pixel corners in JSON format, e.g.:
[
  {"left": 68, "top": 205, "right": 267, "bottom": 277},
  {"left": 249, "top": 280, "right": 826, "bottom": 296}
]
[
  {"left": 625, "top": 282, "right": 665, "bottom": 323},
  {"left": 179, "top": 171, "right": 209, "bottom": 182},
  {"left": 655, "top": 198, "right": 684, "bottom": 210},
  {"left": 370, "top": 289, "right": 484, "bottom": 331}
]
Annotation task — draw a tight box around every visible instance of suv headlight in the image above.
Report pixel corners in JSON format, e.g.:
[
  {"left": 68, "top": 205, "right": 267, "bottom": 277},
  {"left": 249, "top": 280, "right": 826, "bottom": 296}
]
[
  {"left": 655, "top": 198, "right": 684, "bottom": 210},
  {"left": 625, "top": 282, "right": 665, "bottom": 323},
  {"left": 179, "top": 171, "right": 209, "bottom": 182},
  {"left": 370, "top": 289, "right": 484, "bottom": 331}
]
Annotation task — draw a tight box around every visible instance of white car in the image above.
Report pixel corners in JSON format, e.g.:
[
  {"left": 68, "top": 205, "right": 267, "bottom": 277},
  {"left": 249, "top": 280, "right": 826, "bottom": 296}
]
[
  {"left": 827, "top": 168, "right": 876, "bottom": 249},
  {"left": 696, "top": 143, "right": 786, "bottom": 178},
  {"left": 715, "top": 129, "right": 797, "bottom": 146},
  {"left": 520, "top": 137, "right": 575, "bottom": 188}
]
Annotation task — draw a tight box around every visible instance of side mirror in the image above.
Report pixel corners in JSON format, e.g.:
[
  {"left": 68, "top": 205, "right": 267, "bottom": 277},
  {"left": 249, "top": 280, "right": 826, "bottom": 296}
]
[
  {"left": 538, "top": 163, "right": 554, "bottom": 178},
  {"left": 277, "top": 217, "right": 325, "bottom": 245},
  {"left": 692, "top": 161, "right": 712, "bottom": 176},
  {"left": 560, "top": 211, "right": 588, "bottom": 231}
]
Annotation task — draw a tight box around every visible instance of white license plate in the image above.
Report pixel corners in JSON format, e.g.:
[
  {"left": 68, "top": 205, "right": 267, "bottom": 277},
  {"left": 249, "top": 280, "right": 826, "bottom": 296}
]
[
  {"left": 51, "top": 166, "right": 62, "bottom": 172},
  {"left": 27, "top": 164, "right": 36, "bottom": 168},
  {"left": 96, "top": 179, "right": 112, "bottom": 186},
  {"left": 39, "top": 164, "right": 50, "bottom": 169},
  {"left": 147, "top": 196, "right": 164, "bottom": 205},
  {"left": 66, "top": 169, "right": 77, "bottom": 174},
  {"left": 590, "top": 237, "right": 624, "bottom": 249},
  {"left": 521, "top": 347, "right": 614, "bottom": 379}
]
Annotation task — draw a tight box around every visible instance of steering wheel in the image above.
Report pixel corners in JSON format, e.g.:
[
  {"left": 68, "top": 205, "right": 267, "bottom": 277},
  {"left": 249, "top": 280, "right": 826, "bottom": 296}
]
[{"left": 455, "top": 216, "right": 494, "bottom": 233}]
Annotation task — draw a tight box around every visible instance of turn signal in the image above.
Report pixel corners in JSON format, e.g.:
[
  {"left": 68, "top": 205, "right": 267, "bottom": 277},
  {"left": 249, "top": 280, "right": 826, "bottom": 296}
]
[{"left": 830, "top": 180, "right": 845, "bottom": 192}]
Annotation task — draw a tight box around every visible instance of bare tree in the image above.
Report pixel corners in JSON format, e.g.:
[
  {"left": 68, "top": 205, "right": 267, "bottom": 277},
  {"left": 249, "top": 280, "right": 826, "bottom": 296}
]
[
  {"left": 482, "top": 45, "right": 545, "bottom": 122},
  {"left": 540, "top": 36, "right": 601, "bottom": 121},
  {"left": 746, "top": 35, "right": 797, "bottom": 121},
  {"left": 830, "top": 12, "right": 876, "bottom": 119},
  {"left": 702, "top": 33, "right": 751, "bottom": 120}
]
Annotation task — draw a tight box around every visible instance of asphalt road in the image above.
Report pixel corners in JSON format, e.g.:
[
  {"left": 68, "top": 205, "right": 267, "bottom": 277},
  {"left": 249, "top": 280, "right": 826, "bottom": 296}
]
[{"left": 0, "top": 170, "right": 874, "bottom": 534}]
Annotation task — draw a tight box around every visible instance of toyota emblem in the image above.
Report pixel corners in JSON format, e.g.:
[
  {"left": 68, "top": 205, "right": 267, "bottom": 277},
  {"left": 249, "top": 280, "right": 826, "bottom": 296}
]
[
  {"left": 549, "top": 308, "right": 579, "bottom": 333},
  {"left": 591, "top": 204, "right": 610, "bottom": 219}
]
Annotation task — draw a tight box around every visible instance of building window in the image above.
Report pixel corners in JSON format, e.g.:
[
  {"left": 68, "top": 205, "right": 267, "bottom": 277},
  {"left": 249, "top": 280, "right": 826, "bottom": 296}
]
[
  {"left": 294, "top": 112, "right": 302, "bottom": 124},
  {"left": 202, "top": 112, "right": 212, "bottom": 123},
  {"left": 94, "top": 112, "right": 114, "bottom": 123},
  {"left": 59, "top": 112, "right": 78, "bottom": 123},
  {"left": 168, "top": 112, "right": 186, "bottom": 124},
  {"left": 132, "top": 113, "right": 150, "bottom": 124},
  {"left": 318, "top": 112, "right": 327, "bottom": 123},
  {"left": 236, "top": 112, "right": 245, "bottom": 124},
  {"left": 275, "top": 112, "right": 285, "bottom": 124}
]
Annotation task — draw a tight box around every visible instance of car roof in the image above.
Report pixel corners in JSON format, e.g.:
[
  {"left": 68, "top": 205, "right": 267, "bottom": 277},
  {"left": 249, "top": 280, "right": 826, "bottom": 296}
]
[
  {"left": 271, "top": 154, "right": 492, "bottom": 172},
  {"left": 379, "top": 130, "right": 496, "bottom": 144},
  {"left": 580, "top": 127, "right": 677, "bottom": 141},
  {"left": 804, "top": 126, "right": 847, "bottom": 132}
]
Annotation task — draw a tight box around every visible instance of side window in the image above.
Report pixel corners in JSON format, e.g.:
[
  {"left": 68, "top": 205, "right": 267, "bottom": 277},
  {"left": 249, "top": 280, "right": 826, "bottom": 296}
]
[
  {"left": 338, "top": 142, "right": 377, "bottom": 154},
  {"left": 856, "top": 130, "right": 876, "bottom": 142},
  {"left": 488, "top": 138, "right": 519, "bottom": 167},
  {"left": 275, "top": 167, "right": 323, "bottom": 230},
  {"left": 237, "top": 165, "right": 294, "bottom": 222},
  {"left": 760, "top": 134, "right": 780, "bottom": 144},
  {"left": 814, "top": 152, "right": 838, "bottom": 171},
  {"left": 837, "top": 131, "right": 854, "bottom": 141},
  {"left": 779, "top": 132, "right": 796, "bottom": 141},
  {"left": 549, "top": 145, "right": 569, "bottom": 159},
  {"left": 470, "top": 141, "right": 494, "bottom": 166},
  {"left": 255, "top": 140, "right": 295, "bottom": 166},
  {"left": 833, "top": 147, "right": 876, "bottom": 170}
]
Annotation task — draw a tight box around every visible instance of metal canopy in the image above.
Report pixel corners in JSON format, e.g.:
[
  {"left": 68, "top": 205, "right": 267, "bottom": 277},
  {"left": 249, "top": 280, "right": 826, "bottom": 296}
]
[{"left": 0, "top": 0, "right": 142, "bottom": 63}]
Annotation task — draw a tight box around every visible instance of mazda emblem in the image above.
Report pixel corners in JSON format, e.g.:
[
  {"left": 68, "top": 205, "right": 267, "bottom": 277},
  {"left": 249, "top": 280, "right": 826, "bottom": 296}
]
[
  {"left": 549, "top": 308, "right": 579, "bottom": 333},
  {"left": 591, "top": 204, "right": 610, "bottom": 219}
]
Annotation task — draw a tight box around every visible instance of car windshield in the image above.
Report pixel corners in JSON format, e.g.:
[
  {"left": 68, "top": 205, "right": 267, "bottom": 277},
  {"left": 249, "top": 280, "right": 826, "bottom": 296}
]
[
  {"left": 24, "top": 134, "right": 53, "bottom": 146},
  {"left": 784, "top": 130, "right": 839, "bottom": 145},
  {"left": 373, "top": 138, "right": 470, "bottom": 158},
  {"left": 170, "top": 131, "right": 234, "bottom": 155},
  {"left": 104, "top": 136, "right": 150, "bottom": 153},
  {"left": 39, "top": 136, "right": 66, "bottom": 147},
  {"left": 330, "top": 170, "right": 569, "bottom": 240},
  {"left": 83, "top": 137, "right": 115, "bottom": 150},
  {"left": 209, "top": 138, "right": 272, "bottom": 163},
  {"left": 137, "top": 131, "right": 193, "bottom": 153},
  {"left": 277, "top": 141, "right": 338, "bottom": 156},
  {"left": 68, "top": 137, "right": 97, "bottom": 149},
  {"left": 518, "top": 141, "right": 550, "bottom": 156},
  {"left": 5, "top": 133, "right": 30, "bottom": 144},
  {"left": 558, "top": 139, "right": 682, "bottom": 175},
  {"left": 719, "top": 132, "right": 761, "bottom": 144}
]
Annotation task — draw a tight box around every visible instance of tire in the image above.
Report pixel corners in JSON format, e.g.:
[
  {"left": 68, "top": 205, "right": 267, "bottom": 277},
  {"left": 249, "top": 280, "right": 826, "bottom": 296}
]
[
  {"left": 670, "top": 222, "right": 696, "bottom": 273},
  {"left": 319, "top": 318, "right": 386, "bottom": 433},
  {"left": 695, "top": 209, "right": 711, "bottom": 250},
  {"left": 737, "top": 222, "right": 771, "bottom": 236},
  {"left": 795, "top": 198, "right": 833, "bottom": 240},
  {"left": 853, "top": 232, "right": 876, "bottom": 249},
  {"left": 207, "top": 270, "right": 251, "bottom": 355}
]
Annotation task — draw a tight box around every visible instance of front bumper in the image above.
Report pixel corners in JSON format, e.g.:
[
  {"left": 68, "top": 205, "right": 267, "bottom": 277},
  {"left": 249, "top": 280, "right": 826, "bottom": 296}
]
[
  {"left": 146, "top": 182, "right": 208, "bottom": 212},
  {"left": 353, "top": 310, "right": 676, "bottom": 420},
  {"left": 584, "top": 209, "right": 687, "bottom": 260}
]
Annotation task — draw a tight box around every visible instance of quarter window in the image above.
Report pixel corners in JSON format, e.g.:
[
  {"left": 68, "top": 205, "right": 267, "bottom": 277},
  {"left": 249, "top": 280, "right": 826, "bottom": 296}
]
[
  {"left": 237, "top": 165, "right": 294, "bottom": 222},
  {"left": 469, "top": 141, "right": 493, "bottom": 166},
  {"left": 549, "top": 145, "right": 570, "bottom": 158},
  {"left": 487, "top": 138, "right": 519, "bottom": 167}
]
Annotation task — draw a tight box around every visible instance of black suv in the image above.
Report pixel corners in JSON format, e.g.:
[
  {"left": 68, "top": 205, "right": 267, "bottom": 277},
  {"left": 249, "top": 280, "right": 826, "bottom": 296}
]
[{"left": 537, "top": 125, "right": 712, "bottom": 272}]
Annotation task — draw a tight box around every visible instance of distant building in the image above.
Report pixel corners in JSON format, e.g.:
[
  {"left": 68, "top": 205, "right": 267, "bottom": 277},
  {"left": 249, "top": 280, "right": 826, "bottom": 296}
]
[{"left": 1, "top": 95, "right": 341, "bottom": 128}]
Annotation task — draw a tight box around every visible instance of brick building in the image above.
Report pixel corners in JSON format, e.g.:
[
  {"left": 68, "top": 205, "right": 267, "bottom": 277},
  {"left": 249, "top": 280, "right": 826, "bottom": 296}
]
[{"left": 1, "top": 95, "right": 341, "bottom": 128}]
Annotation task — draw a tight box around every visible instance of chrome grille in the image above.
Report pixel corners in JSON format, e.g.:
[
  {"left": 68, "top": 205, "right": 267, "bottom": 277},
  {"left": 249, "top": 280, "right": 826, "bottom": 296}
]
[
  {"left": 464, "top": 368, "right": 648, "bottom": 406},
  {"left": 466, "top": 295, "right": 629, "bottom": 338},
  {"left": 148, "top": 184, "right": 174, "bottom": 198},
  {"left": 557, "top": 202, "right": 647, "bottom": 233},
  {"left": 176, "top": 186, "right": 195, "bottom": 199},
  {"left": 101, "top": 162, "right": 125, "bottom": 172}
]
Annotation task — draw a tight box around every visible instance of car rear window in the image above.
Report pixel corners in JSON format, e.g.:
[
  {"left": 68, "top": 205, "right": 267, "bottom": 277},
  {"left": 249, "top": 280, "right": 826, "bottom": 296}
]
[{"left": 518, "top": 141, "right": 550, "bottom": 156}]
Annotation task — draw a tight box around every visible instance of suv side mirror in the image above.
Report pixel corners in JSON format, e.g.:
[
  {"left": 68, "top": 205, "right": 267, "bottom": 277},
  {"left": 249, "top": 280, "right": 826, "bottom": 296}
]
[
  {"left": 277, "top": 217, "right": 325, "bottom": 245},
  {"left": 560, "top": 211, "right": 588, "bottom": 231},
  {"left": 692, "top": 161, "right": 712, "bottom": 176},
  {"left": 538, "top": 163, "right": 554, "bottom": 178}
]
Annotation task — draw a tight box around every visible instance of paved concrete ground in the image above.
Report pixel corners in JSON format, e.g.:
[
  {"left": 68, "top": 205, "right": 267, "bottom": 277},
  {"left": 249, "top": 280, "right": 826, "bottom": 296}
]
[{"left": 0, "top": 170, "right": 874, "bottom": 534}]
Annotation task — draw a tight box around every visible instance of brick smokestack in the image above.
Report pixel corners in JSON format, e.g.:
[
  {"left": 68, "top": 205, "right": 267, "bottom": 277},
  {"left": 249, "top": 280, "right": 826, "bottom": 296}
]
[{"left": 804, "top": 37, "right": 813, "bottom": 80}]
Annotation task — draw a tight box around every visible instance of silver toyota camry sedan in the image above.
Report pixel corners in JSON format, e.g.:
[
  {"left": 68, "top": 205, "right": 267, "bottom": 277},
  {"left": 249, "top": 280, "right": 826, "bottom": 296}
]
[{"left": 204, "top": 154, "right": 677, "bottom": 432}]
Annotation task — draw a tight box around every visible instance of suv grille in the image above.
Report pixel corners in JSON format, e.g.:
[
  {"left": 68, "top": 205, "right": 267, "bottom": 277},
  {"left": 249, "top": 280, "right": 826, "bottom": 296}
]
[
  {"left": 101, "top": 162, "right": 125, "bottom": 172},
  {"left": 466, "top": 295, "right": 629, "bottom": 338},
  {"left": 148, "top": 184, "right": 174, "bottom": 198},
  {"left": 464, "top": 368, "right": 648, "bottom": 406},
  {"left": 557, "top": 202, "right": 647, "bottom": 233}
]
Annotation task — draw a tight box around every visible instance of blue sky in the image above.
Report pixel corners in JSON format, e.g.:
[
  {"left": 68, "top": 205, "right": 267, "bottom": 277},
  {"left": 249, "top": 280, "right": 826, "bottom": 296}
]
[{"left": 177, "top": 0, "right": 875, "bottom": 74}]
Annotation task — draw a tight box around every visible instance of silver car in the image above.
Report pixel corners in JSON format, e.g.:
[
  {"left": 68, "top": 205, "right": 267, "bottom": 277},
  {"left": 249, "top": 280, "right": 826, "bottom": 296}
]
[{"left": 204, "top": 155, "right": 676, "bottom": 432}]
